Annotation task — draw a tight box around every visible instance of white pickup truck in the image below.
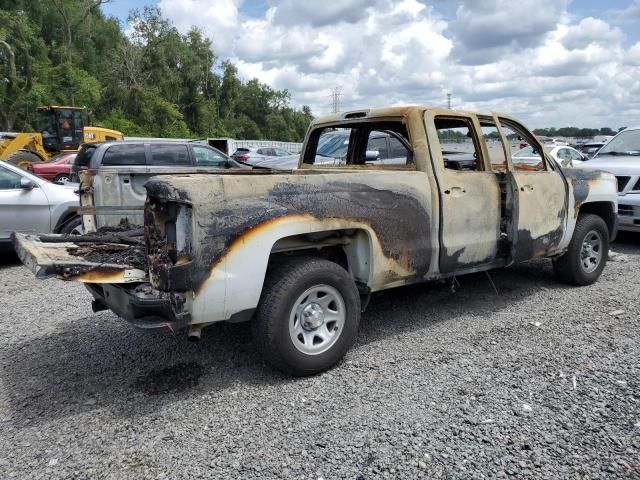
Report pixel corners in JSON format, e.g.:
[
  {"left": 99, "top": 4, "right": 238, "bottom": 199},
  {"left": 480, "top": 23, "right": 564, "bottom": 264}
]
[{"left": 13, "top": 106, "right": 618, "bottom": 375}]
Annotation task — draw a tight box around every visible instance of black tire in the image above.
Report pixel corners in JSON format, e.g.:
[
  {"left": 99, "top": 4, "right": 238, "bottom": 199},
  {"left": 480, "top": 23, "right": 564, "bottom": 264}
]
[
  {"left": 252, "top": 257, "right": 361, "bottom": 376},
  {"left": 59, "top": 216, "right": 84, "bottom": 235},
  {"left": 6, "top": 150, "right": 44, "bottom": 170},
  {"left": 553, "top": 214, "right": 609, "bottom": 286},
  {"left": 53, "top": 173, "right": 71, "bottom": 184}
]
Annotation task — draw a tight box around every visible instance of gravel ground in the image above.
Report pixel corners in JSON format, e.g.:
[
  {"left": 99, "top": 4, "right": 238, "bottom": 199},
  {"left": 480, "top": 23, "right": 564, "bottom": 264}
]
[{"left": 0, "top": 234, "right": 639, "bottom": 479}]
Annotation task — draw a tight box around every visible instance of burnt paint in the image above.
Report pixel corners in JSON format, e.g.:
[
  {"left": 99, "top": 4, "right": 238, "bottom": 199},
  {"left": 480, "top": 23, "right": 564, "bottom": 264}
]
[
  {"left": 145, "top": 180, "right": 433, "bottom": 291},
  {"left": 562, "top": 168, "right": 602, "bottom": 216},
  {"left": 515, "top": 224, "right": 565, "bottom": 262},
  {"left": 440, "top": 246, "right": 496, "bottom": 273}
]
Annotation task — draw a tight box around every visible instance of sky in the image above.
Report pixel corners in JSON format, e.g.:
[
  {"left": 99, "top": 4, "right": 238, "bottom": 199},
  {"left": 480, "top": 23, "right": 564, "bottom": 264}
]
[{"left": 101, "top": 0, "right": 640, "bottom": 129}]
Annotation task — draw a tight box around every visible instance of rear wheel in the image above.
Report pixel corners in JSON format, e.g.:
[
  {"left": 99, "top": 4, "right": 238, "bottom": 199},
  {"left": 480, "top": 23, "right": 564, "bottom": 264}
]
[
  {"left": 553, "top": 214, "right": 609, "bottom": 286},
  {"left": 6, "top": 150, "right": 44, "bottom": 170},
  {"left": 53, "top": 173, "right": 71, "bottom": 184},
  {"left": 253, "top": 257, "right": 361, "bottom": 376}
]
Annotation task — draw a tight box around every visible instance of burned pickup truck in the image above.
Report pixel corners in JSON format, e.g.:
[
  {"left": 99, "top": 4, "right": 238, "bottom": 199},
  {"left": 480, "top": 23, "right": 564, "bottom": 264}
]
[{"left": 13, "top": 106, "right": 618, "bottom": 375}]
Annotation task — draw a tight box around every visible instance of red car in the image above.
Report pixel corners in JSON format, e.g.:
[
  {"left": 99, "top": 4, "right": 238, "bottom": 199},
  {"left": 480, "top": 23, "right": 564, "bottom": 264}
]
[{"left": 29, "top": 152, "right": 76, "bottom": 184}]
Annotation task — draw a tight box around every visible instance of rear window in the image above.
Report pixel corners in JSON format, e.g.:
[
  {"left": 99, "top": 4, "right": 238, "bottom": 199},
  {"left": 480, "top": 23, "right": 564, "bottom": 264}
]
[
  {"left": 102, "top": 144, "right": 146, "bottom": 166},
  {"left": 74, "top": 144, "right": 98, "bottom": 168},
  {"left": 233, "top": 148, "right": 250, "bottom": 155},
  {"left": 149, "top": 144, "right": 191, "bottom": 165}
]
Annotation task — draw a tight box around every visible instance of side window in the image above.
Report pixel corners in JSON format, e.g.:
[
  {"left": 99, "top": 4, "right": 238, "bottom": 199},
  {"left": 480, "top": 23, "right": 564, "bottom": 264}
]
[
  {"left": 569, "top": 149, "right": 583, "bottom": 162},
  {"left": 193, "top": 146, "right": 226, "bottom": 166},
  {"left": 149, "top": 144, "right": 190, "bottom": 166},
  {"left": 479, "top": 119, "right": 507, "bottom": 172},
  {"left": 556, "top": 148, "right": 572, "bottom": 166},
  {"left": 0, "top": 166, "right": 23, "bottom": 189},
  {"left": 434, "top": 117, "right": 482, "bottom": 171},
  {"left": 366, "top": 135, "right": 389, "bottom": 160},
  {"left": 500, "top": 120, "right": 546, "bottom": 171},
  {"left": 303, "top": 123, "right": 413, "bottom": 168},
  {"left": 102, "top": 144, "right": 146, "bottom": 166},
  {"left": 275, "top": 148, "right": 290, "bottom": 156}
]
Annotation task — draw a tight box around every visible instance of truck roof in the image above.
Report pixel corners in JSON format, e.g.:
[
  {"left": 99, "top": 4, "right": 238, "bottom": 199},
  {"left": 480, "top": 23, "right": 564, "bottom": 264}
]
[{"left": 311, "top": 105, "right": 492, "bottom": 126}]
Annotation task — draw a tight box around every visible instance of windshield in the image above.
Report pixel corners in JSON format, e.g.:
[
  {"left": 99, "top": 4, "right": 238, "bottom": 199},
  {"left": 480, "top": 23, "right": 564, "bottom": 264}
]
[
  {"left": 36, "top": 109, "right": 57, "bottom": 138},
  {"left": 598, "top": 130, "right": 640, "bottom": 156},
  {"left": 317, "top": 132, "right": 349, "bottom": 159}
]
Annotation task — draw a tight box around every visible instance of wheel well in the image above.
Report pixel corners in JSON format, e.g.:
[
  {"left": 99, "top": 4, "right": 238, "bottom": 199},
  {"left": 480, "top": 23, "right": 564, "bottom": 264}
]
[
  {"left": 579, "top": 202, "right": 616, "bottom": 238},
  {"left": 267, "top": 229, "right": 372, "bottom": 287},
  {"left": 54, "top": 211, "right": 80, "bottom": 233}
]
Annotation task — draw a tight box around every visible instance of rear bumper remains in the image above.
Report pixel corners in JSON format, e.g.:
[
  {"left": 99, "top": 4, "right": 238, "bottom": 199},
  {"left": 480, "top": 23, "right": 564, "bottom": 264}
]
[
  {"left": 85, "top": 283, "right": 191, "bottom": 331},
  {"left": 12, "top": 232, "right": 147, "bottom": 283}
]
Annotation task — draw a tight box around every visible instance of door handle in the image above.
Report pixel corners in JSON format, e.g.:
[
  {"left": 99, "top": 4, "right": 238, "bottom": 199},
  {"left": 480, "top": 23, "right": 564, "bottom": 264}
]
[
  {"left": 520, "top": 184, "right": 534, "bottom": 192},
  {"left": 444, "top": 186, "right": 466, "bottom": 196}
]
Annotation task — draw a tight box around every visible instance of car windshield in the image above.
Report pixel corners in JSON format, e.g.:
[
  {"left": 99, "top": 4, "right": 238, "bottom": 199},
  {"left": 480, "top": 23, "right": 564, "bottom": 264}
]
[
  {"left": 598, "top": 130, "right": 640, "bottom": 156},
  {"left": 317, "top": 132, "right": 349, "bottom": 159}
]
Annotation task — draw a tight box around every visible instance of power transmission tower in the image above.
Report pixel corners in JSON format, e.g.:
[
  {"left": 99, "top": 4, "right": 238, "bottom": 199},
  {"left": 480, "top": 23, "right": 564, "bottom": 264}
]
[
  {"left": 330, "top": 86, "right": 343, "bottom": 113},
  {"left": 447, "top": 92, "right": 452, "bottom": 109}
]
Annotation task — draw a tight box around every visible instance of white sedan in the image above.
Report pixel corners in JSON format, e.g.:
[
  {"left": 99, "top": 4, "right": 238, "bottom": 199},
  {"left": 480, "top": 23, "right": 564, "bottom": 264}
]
[
  {"left": 513, "top": 145, "right": 587, "bottom": 167},
  {"left": 0, "top": 160, "right": 81, "bottom": 251}
]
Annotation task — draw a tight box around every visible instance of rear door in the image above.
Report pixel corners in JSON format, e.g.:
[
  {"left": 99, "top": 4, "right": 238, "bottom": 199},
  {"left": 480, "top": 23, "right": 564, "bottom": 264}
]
[
  {"left": 425, "top": 110, "right": 504, "bottom": 274},
  {"left": 494, "top": 115, "right": 567, "bottom": 261}
]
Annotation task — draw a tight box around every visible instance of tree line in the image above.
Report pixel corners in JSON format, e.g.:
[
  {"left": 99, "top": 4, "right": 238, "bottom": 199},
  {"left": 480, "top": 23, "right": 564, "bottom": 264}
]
[
  {"left": 532, "top": 127, "right": 624, "bottom": 138},
  {"left": 0, "top": 1, "right": 313, "bottom": 141}
]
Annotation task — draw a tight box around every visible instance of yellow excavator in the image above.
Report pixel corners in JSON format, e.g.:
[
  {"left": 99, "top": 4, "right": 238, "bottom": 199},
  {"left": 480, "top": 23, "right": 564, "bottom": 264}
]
[{"left": 0, "top": 106, "right": 123, "bottom": 169}]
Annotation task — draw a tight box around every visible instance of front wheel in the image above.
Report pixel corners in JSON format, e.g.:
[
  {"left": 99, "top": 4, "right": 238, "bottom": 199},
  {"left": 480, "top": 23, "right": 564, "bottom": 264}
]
[
  {"left": 59, "top": 216, "right": 84, "bottom": 235},
  {"left": 253, "top": 257, "right": 361, "bottom": 376},
  {"left": 553, "top": 214, "right": 609, "bottom": 286}
]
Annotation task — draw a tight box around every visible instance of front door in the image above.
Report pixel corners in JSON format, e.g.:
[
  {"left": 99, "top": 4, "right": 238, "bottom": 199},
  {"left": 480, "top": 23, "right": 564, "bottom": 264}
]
[
  {"left": 425, "top": 111, "right": 503, "bottom": 274},
  {"left": 494, "top": 115, "right": 568, "bottom": 261},
  {"left": 0, "top": 165, "right": 50, "bottom": 241}
]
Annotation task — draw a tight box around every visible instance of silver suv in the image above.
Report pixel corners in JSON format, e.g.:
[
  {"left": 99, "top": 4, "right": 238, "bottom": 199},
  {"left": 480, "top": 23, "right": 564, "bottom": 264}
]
[{"left": 71, "top": 141, "right": 244, "bottom": 181}]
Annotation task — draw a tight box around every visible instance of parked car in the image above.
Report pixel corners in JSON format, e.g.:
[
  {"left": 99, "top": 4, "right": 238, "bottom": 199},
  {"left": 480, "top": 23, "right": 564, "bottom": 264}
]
[
  {"left": 0, "top": 160, "right": 81, "bottom": 250},
  {"left": 67, "top": 141, "right": 249, "bottom": 227},
  {"left": 250, "top": 130, "right": 409, "bottom": 169},
  {"left": 14, "top": 106, "right": 617, "bottom": 375},
  {"left": 29, "top": 152, "right": 76, "bottom": 184},
  {"left": 575, "top": 126, "right": 640, "bottom": 232},
  {"left": 580, "top": 142, "right": 607, "bottom": 159},
  {"left": 513, "top": 145, "right": 587, "bottom": 167},
  {"left": 232, "top": 146, "right": 293, "bottom": 164},
  {"left": 71, "top": 141, "right": 246, "bottom": 181}
]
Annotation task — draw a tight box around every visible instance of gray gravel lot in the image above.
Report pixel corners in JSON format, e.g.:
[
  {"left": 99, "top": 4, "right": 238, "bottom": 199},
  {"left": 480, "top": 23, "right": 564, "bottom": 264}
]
[{"left": 1, "top": 234, "right": 639, "bottom": 479}]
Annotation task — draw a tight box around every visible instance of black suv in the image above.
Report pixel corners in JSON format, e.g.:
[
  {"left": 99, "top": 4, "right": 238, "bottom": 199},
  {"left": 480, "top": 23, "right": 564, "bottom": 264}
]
[{"left": 71, "top": 141, "right": 246, "bottom": 181}]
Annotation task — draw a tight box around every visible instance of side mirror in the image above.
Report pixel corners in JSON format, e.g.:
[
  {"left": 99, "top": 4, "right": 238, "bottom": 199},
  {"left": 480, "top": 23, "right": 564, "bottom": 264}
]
[
  {"left": 365, "top": 150, "right": 380, "bottom": 161},
  {"left": 20, "top": 178, "right": 35, "bottom": 190}
]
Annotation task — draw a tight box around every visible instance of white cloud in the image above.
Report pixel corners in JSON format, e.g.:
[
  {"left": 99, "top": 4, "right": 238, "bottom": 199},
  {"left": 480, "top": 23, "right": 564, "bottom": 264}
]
[
  {"left": 157, "top": 0, "right": 639, "bottom": 128},
  {"left": 561, "top": 17, "right": 622, "bottom": 51}
]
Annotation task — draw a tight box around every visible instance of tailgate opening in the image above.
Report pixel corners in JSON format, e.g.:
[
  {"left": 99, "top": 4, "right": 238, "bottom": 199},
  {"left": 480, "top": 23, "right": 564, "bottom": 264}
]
[{"left": 13, "top": 230, "right": 148, "bottom": 283}]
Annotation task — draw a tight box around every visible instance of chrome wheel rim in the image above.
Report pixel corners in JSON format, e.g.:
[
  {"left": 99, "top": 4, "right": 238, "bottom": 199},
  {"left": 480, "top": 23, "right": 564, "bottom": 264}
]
[
  {"left": 289, "top": 284, "right": 345, "bottom": 355},
  {"left": 580, "top": 230, "right": 602, "bottom": 273},
  {"left": 55, "top": 176, "right": 70, "bottom": 184}
]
